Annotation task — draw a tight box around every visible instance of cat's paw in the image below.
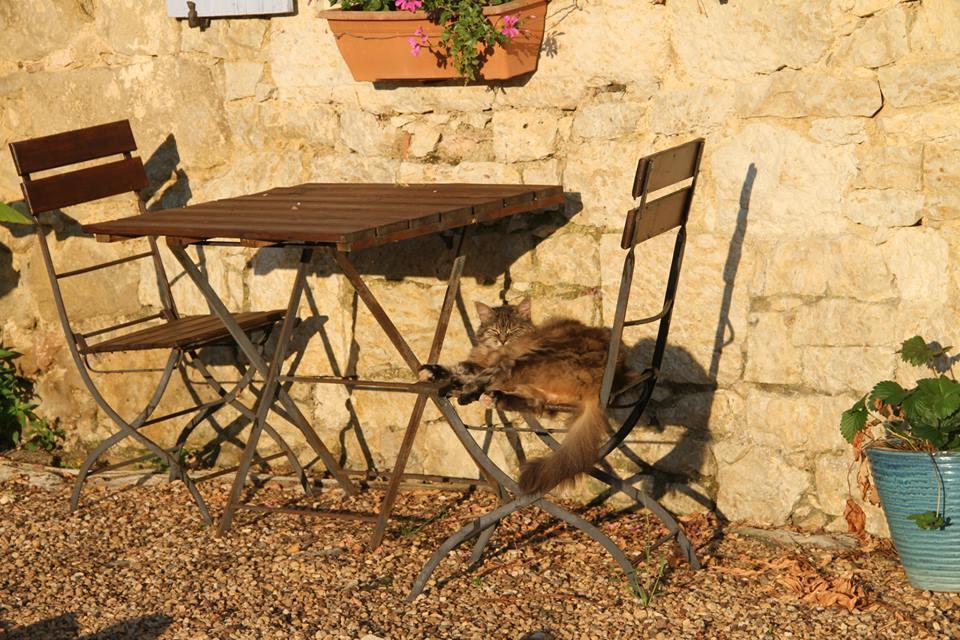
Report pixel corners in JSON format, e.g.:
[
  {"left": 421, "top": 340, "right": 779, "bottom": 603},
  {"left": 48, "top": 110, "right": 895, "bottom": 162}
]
[
  {"left": 418, "top": 364, "right": 448, "bottom": 382},
  {"left": 480, "top": 392, "right": 497, "bottom": 408}
]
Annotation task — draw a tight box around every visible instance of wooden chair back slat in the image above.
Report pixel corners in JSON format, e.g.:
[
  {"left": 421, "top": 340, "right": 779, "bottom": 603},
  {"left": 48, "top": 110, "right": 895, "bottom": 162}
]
[
  {"left": 620, "top": 186, "right": 693, "bottom": 249},
  {"left": 631, "top": 138, "right": 703, "bottom": 197},
  {"left": 9, "top": 120, "right": 138, "bottom": 176},
  {"left": 21, "top": 156, "right": 148, "bottom": 214}
]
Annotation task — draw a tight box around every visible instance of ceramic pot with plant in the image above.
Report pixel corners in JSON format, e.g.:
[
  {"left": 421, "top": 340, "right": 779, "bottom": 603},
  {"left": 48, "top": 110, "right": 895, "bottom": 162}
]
[
  {"left": 320, "top": 0, "right": 548, "bottom": 82},
  {"left": 841, "top": 336, "right": 960, "bottom": 592}
]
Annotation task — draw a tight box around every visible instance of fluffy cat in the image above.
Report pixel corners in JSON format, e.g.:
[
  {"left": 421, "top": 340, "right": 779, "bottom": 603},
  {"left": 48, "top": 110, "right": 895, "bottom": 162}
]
[{"left": 419, "top": 298, "right": 636, "bottom": 494}]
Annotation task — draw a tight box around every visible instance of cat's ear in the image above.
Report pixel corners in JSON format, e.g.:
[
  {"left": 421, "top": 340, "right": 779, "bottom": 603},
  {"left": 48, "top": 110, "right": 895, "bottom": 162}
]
[
  {"left": 475, "top": 301, "right": 493, "bottom": 323},
  {"left": 516, "top": 297, "right": 532, "bottom": 319}
]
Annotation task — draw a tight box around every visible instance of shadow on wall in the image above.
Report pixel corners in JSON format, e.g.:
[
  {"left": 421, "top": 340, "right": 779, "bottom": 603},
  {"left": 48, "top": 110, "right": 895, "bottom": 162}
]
[
  {"left": 0, "top": 612, "right": 172, "bottom": 640},
  {"left": 589, "top": 163, "right": 756, "bottom": 516}
]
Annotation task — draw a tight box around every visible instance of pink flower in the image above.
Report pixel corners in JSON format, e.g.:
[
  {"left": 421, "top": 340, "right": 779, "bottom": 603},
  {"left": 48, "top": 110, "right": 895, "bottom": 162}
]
[
  {"left": 407, "top": 36, "right": 422, "bottom": 56},
  {"left": 500, "top": 14, "right": 520, "bottom": 38},
  {"left": 395, "top": 0, "right": 422, "bottom": 11},
  {"left": 414, "top": 26, "right": 429, "bottom": 44}
]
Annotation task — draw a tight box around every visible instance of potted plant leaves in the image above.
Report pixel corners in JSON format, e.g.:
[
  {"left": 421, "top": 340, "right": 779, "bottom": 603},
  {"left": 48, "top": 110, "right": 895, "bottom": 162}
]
[
  {"left": 319, "top": 0, "right": 548, "bottom": 81},
  {"left": 841, "top": 336, "right": 960, "bottom": 591}
]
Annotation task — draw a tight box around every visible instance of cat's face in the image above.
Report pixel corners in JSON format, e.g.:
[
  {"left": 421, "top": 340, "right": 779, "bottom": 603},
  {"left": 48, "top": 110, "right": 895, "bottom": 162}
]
[{"left": 475, "top": 298, "right": 534, "bottom": 347}]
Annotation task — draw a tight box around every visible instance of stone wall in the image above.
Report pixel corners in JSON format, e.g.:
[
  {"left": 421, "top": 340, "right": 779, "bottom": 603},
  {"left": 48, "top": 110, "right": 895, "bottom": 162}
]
[{"left": 1, "top": 0, "right": 959, "bottom": 534}]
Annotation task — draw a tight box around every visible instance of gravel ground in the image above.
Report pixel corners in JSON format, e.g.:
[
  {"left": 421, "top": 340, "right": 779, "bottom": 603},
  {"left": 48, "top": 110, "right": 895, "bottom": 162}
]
[{"left": 1, "top": 464, "right": 958, "bottom": 640}]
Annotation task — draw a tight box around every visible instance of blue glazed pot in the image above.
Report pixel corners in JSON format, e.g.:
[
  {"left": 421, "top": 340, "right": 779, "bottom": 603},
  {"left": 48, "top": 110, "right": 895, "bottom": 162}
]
[{"left": 867, "top": 446, "right": 960, "bottom": 592}]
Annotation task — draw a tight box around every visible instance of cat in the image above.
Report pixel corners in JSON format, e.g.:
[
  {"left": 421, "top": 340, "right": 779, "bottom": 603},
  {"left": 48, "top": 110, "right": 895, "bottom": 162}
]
[{"left": 419, "top": 298, "right": 637, "bottom": 494}]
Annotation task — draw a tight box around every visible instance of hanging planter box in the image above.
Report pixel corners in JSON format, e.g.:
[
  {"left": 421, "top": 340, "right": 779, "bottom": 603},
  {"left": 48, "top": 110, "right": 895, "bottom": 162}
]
[{"left": 320, "top": 0, "right": 548, "bottom": 82}]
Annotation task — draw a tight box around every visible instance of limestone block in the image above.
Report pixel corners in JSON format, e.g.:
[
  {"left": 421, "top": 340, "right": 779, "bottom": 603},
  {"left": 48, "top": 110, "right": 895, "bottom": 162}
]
[
  {"left": 96, "top": 0, "right": 180, "bottom": 57},
  {"left": 876, "top": 103, "right": 960, "bottom": 143},
  {"left": 401, "top": 121, "right": 442, "bottom": 158},
  {"left": 351, "top": 84, "right": 495, "bottom": 114},
  {"left": 715, "top": 445, "right": 810, "bottom": 524},
  {"left": 910, "top": 0, "right": 960, "bottom": 57},
  {"left": 492, "top": 109, "right": 561, "bottom": 163},
  {"left": 24, "top": 238, "right": 142, "bottom": 326},
  {"left": 710, "top": 123, "right": 857, "bottom": 236},
  {"left": 814, "top": 453, "right": 853, "bottom": 517},
  {"left": 737, "top": 71, "right": 882, "bottom": 118},
  {"left": 854, "top": 143, "right": 922, "bottom": 190},
  {"left": 520, "top": 159, "right": 562, "bottom": 185},
  {"left": 224, "top": 62, "right": 263, "bottom": 101},
  {"left": 268, "top": 13, "right": 350, "bottom": 90},
  {"left": 844, "top": 189, "right": 923, "bottom": 227},
  {"left": 533, "top": 232, "right": 598, "bottom": 288},
  {"left": 397, "top": 161, "right": 521, "bottom": 184},
  {"left": 528, "top": 0, "right": 667, "bottom": 88},
  {"left": 340, "top": 109, "right": 397, "bottom": 157},
  {"left": 0, "top": 0, "right": 94, "bottom": 63},
  {"left": 744, "top": 312, "right": 803, "bottom": 385},
  {"left": 670, "top": 1, "right": 831, "bottom": 80},
  {"left": 746, "top": 389, "right": 853, "bottom": 456},
  {"left": 563, "top": 139, "right": 649, "bottom": 230},
  {"left": 571, "top": 102, "right": 645, "bottom": 140},
  {"left": 879, "top": 58, "right": 960, "bottom": 108},
  {"left": 835, "top": 6, "right": 910, "bottom": 68},
  {"left": 884, "top": 226, "right": 950, "bottom": 304},
  {"left": 659, "top": 482, "right": 714, "bottom": 515},
  {"left": 923, "top": 142, "right": 960, "bottom": 222},
  {"left": 792, "top": 299, "right": 899, "bottom": 347},
  {"left": 181, "top": 16, "right": 269, "bottom": 59},
  {"left": 757, "top": 235, "right": 895, "bottom": 301},
  {"left": 801, "top": 346, "right": 896, "bottom": 395},
  {"left": 493, "top": 75, "right": 588, "bottom": 110},
  {"left": 309, "top": 154, "right": 399, "bottom": 183},
  {"left": 647, "top": 83, "right": 735, "bottom": 136},
  {"left": 809, "top": 118, "right": 868, "bottom": 145},
  {"left": 260, "top": 101, "right": 340, "bottom": 146},
  {"left": 600, "top": 232, "right": 750, "bottom": 386}
]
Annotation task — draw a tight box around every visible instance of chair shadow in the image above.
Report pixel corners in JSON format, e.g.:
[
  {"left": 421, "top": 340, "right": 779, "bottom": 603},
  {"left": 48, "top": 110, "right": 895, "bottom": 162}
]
[{"left": 0, "top": 612, "right": 172, "bottom": 640}]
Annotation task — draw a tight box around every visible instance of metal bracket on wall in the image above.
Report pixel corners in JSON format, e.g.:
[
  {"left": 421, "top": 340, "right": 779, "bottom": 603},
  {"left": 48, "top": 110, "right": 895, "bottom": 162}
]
[{"left": 186, "top": 1, "right": 211, "bottom": 31}]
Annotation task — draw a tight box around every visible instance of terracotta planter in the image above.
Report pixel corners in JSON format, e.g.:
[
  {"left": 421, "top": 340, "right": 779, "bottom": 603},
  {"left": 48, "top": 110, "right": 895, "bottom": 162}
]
[{"left": 320, "top": 0, "right": 548, "bottom": 81}]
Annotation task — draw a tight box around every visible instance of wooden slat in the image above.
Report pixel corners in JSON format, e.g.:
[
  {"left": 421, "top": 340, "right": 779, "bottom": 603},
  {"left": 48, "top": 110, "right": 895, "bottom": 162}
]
[
  {"left": 81, "top": 183, "right": 565, "bottom": 248},
  {"left": 9, "top": 120, "right": 137, "bottom": 176},
  {"left": 23, "top": 157, "right": 147, "bottom": 214},
  {"left": 621, "top": 187, "right": 692, "bottom": 249},
  {"left": 81, "top": 310, "right": 285, "bottom": 354},
  {"left": 632, "top": 138, "right": 704, "bottom": 197}
]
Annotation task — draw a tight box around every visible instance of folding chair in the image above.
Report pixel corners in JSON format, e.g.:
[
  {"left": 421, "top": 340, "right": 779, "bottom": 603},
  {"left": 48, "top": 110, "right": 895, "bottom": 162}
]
[
  {"left": 410, "top": 138, "right": 706, "bottom": 599},
  {"left": 8, "top": 120, "right": 312, "bottom": 524}
]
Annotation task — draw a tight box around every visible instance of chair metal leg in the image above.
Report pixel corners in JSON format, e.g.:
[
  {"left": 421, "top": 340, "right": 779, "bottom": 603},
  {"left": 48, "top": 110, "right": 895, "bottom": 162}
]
[
  {"left": 523, "top": 413, "right": 700, "bottom": 570},
  {"left": 68, "top": 350, "right": 213, "bottom": 525},
  {"left": 169, "top": 244, "right": 358, "bottom": 498},
  {"left": 184, "top": 350, "right": 313, "bottom": 497}
]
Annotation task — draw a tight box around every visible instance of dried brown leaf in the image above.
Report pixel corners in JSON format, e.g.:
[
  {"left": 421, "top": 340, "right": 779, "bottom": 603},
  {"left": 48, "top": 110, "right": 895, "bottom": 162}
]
[{"left": 844, "top": 499, "right": 867, "bottom": 537}]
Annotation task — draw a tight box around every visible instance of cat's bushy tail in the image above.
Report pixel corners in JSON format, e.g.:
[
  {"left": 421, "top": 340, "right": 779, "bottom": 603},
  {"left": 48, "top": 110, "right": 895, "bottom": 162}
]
[{"left": 519, "top": 399, "right": 607, "bottom": 494}]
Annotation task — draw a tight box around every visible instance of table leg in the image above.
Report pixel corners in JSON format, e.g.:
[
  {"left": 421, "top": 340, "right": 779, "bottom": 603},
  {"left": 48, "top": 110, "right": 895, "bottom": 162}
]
[
  {"left": 368, "top": 253, "right": 467, "bottom": 549},
  {"left": 168, "top": 245, "right": 359, "bottom": 505}
]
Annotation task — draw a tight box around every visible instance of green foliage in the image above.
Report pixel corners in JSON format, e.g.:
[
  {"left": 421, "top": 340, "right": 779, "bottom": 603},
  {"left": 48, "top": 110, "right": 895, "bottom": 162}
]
[
  {"left": 841, "top": 337, "right": 960, "bottom": 451},
  {"left": 332, "top": 0, "right": 515, "bottom": 80},
  {"left": 0, "top": 202, "right": 31, "bottom": 225},
  {"left": 840, "top": 396, "right": 868, "bottom": 443},
  {"left": 907, "top": 510, "right": 948, "bottom": 530},
  {"left": 0, "top": 346, "right": 60, "bottom": 453},
  {"left": 841, "top": 336, "right": 960, "bottom": 529}
]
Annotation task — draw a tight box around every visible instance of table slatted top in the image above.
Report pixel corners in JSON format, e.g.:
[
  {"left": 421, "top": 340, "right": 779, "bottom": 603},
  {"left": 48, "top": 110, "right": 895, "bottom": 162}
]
[{"left": 82, "top": 183, "right": 565, "bottom": 250}]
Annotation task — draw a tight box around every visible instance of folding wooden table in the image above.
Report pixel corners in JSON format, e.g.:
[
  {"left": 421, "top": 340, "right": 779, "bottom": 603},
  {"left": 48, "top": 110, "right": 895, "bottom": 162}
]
[{"left": 81, "top": 182, "right": 564, "bottom": 544}]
